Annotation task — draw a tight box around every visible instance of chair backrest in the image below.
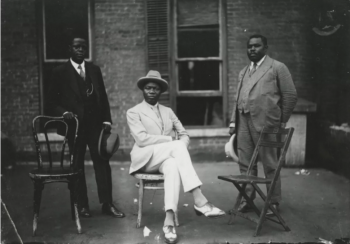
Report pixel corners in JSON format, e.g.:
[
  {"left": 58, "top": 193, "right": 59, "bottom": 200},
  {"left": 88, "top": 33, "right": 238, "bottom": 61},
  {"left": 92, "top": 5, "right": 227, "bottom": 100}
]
[
  {"left": 247, "top": 126, "right": 294, "bottom": 183},
  {"left": 32, "top": 115, "right": 79, "bottom": 168}
]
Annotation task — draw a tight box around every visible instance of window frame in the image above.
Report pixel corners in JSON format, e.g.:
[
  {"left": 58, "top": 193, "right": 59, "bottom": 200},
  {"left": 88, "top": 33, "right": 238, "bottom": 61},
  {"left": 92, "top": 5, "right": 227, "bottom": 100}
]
[
  {"left": 42, "top": 0, "right": 94, "bottom": 63},
  {"left": 169, "top": 0, "right": 228, "bottom": 127}
]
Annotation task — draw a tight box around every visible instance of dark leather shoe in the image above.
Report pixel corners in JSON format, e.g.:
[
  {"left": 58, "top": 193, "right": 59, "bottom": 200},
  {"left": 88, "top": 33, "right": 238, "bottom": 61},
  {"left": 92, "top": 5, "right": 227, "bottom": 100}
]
[
  {"left": 102, "top": 203, "right": 125, "bottom": 218},
  {"left": 266, "top": 203, "right": 279, "bottom": 216},
  {"left": 237, "top": 201, "right": 254, "bottom": 213},
  {"left": 79, "top": 207, "right": 92, "bottom": 218}
]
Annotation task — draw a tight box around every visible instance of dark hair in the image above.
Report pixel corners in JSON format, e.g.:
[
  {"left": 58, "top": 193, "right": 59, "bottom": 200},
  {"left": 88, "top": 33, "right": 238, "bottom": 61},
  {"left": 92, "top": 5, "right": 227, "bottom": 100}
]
[{"left": 248, "top": 34, "right": 268, "bottom": 46}]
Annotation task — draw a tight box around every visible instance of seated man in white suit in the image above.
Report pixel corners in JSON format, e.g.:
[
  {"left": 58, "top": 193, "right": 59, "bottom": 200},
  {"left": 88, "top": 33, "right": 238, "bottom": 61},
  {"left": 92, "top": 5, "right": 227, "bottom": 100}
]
[{"left": 127, "top": 70, "right": 225, "bottom": 243}]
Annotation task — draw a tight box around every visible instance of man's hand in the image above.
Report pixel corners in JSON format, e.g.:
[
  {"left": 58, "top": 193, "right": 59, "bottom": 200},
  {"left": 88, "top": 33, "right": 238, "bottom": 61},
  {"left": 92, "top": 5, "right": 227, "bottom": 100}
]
[
  {"left": 103, "top": 123, "right": 112, "bottom": 132},
  {"left": 229, "top": 127, "right": 236, "bottom": 136},
  {"left": 280, "top": 122, "right": 286, "bottom": 128},
  {"left": 63, "top": 112, "right": 75, "bottom": 119}
]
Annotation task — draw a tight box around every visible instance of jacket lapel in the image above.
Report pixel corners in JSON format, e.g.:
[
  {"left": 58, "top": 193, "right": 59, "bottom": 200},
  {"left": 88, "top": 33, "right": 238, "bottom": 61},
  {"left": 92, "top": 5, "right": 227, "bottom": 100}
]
[
  {"left": 66, "top": 61, "right": 82, "bottom": 100},
  {"left": 140, "top": 101, "right": 162, "bottom": 131},
  {"left": 236, "top": 65, "right": 249, "bottom": 102},
  {"left": 247, "top": 55, "right": 273, "bottom": 91}
]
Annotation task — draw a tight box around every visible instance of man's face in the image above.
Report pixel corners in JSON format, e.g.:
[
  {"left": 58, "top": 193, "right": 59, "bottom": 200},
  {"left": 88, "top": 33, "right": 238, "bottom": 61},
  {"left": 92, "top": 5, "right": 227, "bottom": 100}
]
[
  {"left": 143, "top": 81, "right": 161, "bottom": 105},
  {"left": 69, "top": 38, "right": 87, "bottom": 64},
  {"left": 247, "top": 37, "right": 268, "bottom": 63}
]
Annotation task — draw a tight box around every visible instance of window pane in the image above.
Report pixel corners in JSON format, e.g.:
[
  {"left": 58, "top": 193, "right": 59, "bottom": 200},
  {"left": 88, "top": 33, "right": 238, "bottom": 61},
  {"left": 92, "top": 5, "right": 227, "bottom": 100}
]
[
  {"left": 45, "top": 0, "right": 89, "bottom": 60},
  {"left": 177, "top": 97, "right": 223, "bottom": 126},
  {"left": 177, "top": 0, "right": 218, "bottom": 26},
  {"left": 178, "top": 26, "right": 219, "bottom": 57},
  {"left": 178, "top": 61, "right": 220, "bottom": 91}
]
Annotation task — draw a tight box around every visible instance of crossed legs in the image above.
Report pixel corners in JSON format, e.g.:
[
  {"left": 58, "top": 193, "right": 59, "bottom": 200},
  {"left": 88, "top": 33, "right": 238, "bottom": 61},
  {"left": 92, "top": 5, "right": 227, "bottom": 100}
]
[{"left": 142, "top": 140, "right": 208, "bottom": 226}]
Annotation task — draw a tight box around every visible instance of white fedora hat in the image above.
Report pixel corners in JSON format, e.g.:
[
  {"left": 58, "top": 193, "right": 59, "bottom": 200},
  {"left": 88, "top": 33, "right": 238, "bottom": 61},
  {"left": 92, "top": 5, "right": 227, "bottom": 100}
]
[
  {"left": 225, "top": 134, "right": 239, "bottom": 162},
  {"left": 137, "top": 70, "right": 168, "bottom": 93}
]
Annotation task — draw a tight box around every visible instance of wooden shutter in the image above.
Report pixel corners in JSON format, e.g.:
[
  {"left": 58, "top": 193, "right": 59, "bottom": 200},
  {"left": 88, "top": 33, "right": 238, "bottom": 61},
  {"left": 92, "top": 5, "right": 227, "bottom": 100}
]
[{"left": 146, "top": 0, "right": 170, "bottom": 107}]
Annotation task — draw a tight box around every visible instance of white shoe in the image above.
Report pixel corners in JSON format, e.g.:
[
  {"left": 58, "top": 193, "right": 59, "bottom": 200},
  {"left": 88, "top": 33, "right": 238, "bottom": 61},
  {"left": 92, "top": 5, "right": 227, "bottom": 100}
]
[
  {"left": 163, "top": 225, "right": 177, "bottom": 244},
  {"left": 194, "top": 202, "right": 226, "bottom": 218}
]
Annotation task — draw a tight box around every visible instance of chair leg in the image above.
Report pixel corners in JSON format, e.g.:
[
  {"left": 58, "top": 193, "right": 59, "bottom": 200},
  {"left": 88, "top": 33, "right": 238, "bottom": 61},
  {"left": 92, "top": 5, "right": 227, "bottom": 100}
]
[
  {"left": 228, "top": 190, "right": 243, "bottom": 225},
  {"left": 253, "top": 184, "right": 291, "bottom": 233},
  {"left": 73, "top": 202, "right": 82, "bottom": 234},
  {"left": 254, "top": 195, "right": 270, "bottom": 236},
  {"left": 69, "top": 178, "right": 82, "bottom": 234},
  {"left": 68, "top": 181, "right": 75, "bottom": 220},
  {"left": 32, "top": 180, "right": 44, "bottom": 236},
  {"left": 232, "top": 182, "right": 261, "bottom": 217},
  {"left": 136, "top": 180, "right": 144, "bottom": 228}
]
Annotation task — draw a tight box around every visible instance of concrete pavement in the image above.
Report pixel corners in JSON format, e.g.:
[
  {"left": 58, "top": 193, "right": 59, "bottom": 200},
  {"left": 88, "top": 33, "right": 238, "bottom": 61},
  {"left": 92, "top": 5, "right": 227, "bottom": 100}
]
[{"left": 1, "top": 162, "right": 350, "bottom": 244}]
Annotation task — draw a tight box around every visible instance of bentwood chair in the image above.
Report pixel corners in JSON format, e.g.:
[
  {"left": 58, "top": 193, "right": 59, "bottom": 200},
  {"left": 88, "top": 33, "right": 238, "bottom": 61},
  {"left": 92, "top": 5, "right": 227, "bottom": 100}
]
[
  {"left": 29, "top": 116, "right": 82, "bottom": 236},
  {"left": 132, "top": 129, "right": 179, "bottom": 228},
  {"left": 218, "top": 126, "right": 294, "bottom": 236}
]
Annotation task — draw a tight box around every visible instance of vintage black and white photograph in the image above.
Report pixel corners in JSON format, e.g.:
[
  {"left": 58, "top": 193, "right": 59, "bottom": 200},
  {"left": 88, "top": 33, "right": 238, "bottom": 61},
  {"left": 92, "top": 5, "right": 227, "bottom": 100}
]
[{"left": 1, "top": 0, "right": 350, "bottom": 243}]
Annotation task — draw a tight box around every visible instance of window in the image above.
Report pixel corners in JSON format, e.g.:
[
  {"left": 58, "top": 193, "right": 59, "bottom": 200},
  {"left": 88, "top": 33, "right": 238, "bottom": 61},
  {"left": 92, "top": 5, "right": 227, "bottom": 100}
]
[
  {"left": 146, "top": 0, "right": 227, "bottom": 127},
  {"left": 172, "top": 0, "right": 227, "bottom": 127},
  {"left": 42, "top": 0, "right": 92, "bottom": 62},
  {"left": 37, "top": 0, "right": 93, "bottom": 115}
]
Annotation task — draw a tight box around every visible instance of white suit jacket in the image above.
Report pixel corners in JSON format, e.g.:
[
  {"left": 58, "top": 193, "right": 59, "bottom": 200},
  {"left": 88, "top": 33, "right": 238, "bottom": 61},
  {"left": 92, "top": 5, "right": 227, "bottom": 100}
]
[{"left": 127, "top": 100, "right": 189, "bottom": 174}]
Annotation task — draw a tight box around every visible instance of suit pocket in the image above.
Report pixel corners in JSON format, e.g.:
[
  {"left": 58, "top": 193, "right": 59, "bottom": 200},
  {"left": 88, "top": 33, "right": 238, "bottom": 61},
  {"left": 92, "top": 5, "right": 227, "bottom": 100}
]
[
  {"left": 261, "top": 73, "right": 277, "bottom": 95},
  {"left": 265, "top": 97, "right": 281, "bottom": 126}
]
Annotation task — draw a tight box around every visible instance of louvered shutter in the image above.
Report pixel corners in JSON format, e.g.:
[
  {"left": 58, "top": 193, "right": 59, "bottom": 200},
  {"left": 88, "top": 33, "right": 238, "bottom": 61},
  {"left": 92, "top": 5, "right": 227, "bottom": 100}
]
[{"left": 146, "top": 0, "right": 170, "bottom": 107}]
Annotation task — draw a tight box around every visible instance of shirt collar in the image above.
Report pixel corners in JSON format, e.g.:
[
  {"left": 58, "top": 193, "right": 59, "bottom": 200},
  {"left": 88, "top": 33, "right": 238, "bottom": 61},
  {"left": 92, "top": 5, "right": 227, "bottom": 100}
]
[
  {"left": 143, "top": 100, "right": 159, "bottom": 109},
  {"left": 250, "top": 55, "right": 266, "bottom": 70},
  {"left": 70, "top": 58, "right": 85, "bottom": 70}
]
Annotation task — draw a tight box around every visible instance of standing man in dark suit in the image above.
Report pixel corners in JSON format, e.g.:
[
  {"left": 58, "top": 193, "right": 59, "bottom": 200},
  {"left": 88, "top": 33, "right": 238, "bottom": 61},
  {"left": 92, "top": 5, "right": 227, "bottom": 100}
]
[
  {"left": 47, "top": 34, "right": 125, "bottom": 218},
  {"left": 229, "top": 34, "right": 297, "bottom": 216}
]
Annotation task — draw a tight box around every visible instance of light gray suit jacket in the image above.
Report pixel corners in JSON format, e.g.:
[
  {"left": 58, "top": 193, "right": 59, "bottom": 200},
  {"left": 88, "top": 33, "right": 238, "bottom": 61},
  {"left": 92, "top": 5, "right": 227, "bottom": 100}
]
[
  {"left": 127, "top": 100, "right": 189, "bottom": 174},
  {"left": 230, "top": 55, "right": 298, "bottom": 131}
]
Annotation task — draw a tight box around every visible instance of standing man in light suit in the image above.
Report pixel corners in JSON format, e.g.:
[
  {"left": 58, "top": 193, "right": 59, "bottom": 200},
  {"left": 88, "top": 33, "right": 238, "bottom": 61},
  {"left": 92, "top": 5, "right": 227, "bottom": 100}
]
[
  {"left": 229, "top": 34, "right": 297, "bottom": 216},
  {"left": 47, "top": 34, "right": 125, "bottom": 219},
  {"left": 127, "top": 70, "right": 225, "bottom": 244}
]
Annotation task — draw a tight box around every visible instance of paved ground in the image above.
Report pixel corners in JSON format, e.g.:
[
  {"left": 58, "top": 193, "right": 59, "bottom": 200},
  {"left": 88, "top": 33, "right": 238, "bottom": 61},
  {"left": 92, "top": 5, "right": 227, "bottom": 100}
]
[{"left": 1, "top": 162, "right": 350, "bottom": 244}]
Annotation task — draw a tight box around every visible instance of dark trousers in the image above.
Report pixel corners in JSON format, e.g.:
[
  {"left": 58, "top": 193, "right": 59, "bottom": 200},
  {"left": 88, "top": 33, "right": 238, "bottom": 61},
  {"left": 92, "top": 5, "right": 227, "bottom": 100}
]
[
  {"left": 68, "top": 111, "right": 113, "bottom": 208},
  {"left": 237, "top": 112, "right": 281, "bottom": 204}
]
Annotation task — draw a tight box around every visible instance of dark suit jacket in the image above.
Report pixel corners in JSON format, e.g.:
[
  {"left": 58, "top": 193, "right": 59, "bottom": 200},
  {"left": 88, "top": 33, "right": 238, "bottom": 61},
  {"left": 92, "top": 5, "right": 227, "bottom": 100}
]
[
  {"left": 47, "top": 61, "right": 112, "bottom": 135},
  {"left": 230, "top": 55, "right": 297, "bottom": 132}
]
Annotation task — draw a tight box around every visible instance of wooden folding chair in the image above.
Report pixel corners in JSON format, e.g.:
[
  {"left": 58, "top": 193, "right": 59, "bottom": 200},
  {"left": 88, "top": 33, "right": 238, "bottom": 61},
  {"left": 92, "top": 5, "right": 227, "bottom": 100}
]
[{"left": 218, "top": 126, "right": 294, "bottom": 236}]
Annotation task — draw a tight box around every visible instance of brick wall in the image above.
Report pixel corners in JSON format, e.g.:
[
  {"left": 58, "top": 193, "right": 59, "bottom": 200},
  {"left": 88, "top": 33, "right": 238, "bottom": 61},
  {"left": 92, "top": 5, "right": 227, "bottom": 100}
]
[
  {"left": 1, "top": 0, "right": 40, "bottom": 154},
  {"left": 2, "top": 0, "right": 348, "bottom": 159},
  {"left": 94, "top": 0, "right": 147, "bottom": 150}
]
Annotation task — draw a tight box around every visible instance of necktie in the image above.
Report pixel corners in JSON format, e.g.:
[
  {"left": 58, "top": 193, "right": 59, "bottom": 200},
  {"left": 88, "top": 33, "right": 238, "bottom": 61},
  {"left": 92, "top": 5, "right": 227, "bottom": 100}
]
[
  {"left": 249, "top": 63, "right": 257, "bottom": 77},
  {"left": 78, "top": 65, "right": 85, "bottom": 80},
  {"left": 78, "top": 65, "right": 93, "bottom": 96},
  {"left": 152, "top": 106, "right": 164, "bottom": 132}
]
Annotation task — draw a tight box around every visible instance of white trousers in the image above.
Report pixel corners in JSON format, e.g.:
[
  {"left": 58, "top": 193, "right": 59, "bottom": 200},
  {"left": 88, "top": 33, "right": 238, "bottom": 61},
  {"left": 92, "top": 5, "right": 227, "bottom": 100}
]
[{"left": 142, "top": 140, "right": 202, "bottom": 212}]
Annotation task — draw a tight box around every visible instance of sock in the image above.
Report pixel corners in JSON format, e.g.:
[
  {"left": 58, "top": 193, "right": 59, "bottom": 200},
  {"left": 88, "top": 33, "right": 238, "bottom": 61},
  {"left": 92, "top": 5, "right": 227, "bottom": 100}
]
[
  {"left": 192, "top": 188, "right": 208, "bottom": 207},
  {"left": 164, "top": 210, "right": 175, "bottom": 227}
]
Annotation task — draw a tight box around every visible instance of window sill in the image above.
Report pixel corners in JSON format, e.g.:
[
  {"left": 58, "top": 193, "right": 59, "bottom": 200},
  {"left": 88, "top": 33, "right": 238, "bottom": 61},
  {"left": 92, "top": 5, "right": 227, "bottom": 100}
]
[{"left": 187, "top": 128, "right": 229, "bottom": 138}]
